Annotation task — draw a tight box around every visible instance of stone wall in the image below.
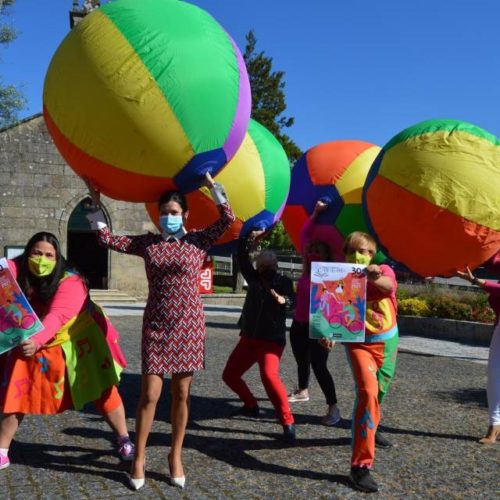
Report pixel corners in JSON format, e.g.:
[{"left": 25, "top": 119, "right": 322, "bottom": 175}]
[
  {"left": 398, "top": 315, "right": 493, "bottom": 346},
  {"left": 0, "top": 114, "right": 154, "bottom": 298}
]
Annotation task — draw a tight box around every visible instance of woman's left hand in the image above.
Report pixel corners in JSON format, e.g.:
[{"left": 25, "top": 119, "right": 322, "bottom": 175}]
[
  {"left": 19, "top": 339, "right": 37, "bottom": 357},
  {"left": 270, "top": 289, "right": 286, "bottom": 305},
  {"left": 365, "top": 264, "right": 382, "bottom": 281},
  {"left": 202, "top": 171, "right": 216, "bottom": 189}
]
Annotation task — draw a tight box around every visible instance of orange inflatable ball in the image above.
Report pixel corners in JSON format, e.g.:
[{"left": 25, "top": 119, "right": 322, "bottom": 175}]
[
  {"left": 282, "top": 140, "right": 381, "bottom": 260},
  {"left": 363, "top": 119, "right": 500, "bottom": 277}
]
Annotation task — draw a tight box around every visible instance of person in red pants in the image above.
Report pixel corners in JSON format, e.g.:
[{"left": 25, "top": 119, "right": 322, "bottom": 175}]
[
  {"left": 322, "top": 231, "right": 398, "bottom": 493},
  {"left": 222, "top": 230, "right": 296, "bottom": 443}
]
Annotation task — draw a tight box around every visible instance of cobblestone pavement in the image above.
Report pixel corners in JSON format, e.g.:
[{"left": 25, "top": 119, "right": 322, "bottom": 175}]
[{"left": 1, "top": 311, "right": 499, "bottom": 499}]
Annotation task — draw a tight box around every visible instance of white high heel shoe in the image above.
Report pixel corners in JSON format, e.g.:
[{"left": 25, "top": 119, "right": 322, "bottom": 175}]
[
  {"left": 169, "top": 475, "right": 186, "bottom": 489},
  {"left": 129, "top": 476, "right": 145, "bottom": 491},
  {"left": 168, "top": 454, "right": 186, "bottom": 489},
  {"left": 129, "top": 460, "right": 145, "bottom": 490}
]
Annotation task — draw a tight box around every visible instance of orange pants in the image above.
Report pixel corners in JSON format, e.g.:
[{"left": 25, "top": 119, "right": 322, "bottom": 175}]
[
  {"left": 346, "top": 334, "right": 398, "bottom": 468},
  {"left": 93, "top": 385, "right": 123, "bottom": 415}
]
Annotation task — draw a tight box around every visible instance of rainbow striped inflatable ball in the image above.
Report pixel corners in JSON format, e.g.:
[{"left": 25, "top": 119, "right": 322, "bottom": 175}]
[
  {"left": 363, "top": 119, "right": 500, "bottom": 277},
  {"left": 282, "top": 140, "right": 381, "bottom": 260},
  {"left": 43, "top": 0, "right": 250, "bottom": 202},
  {"left": 146, "top": 119, "right": 291, "bottom": 254}
]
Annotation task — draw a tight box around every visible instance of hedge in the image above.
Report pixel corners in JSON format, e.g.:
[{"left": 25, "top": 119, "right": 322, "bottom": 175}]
[{"left": 396, "top": 284, "right": 495, "bottom": 324}]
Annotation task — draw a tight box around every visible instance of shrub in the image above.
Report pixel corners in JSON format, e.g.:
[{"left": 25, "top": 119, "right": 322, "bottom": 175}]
[
  {"left": 396, "top": 285, "right": 495, "bottom": 323},
  {"left": 427, "top": 296, "right": 473, "bottom": 321},
  {"left": 398, "top": 298, "right": 431, "bottom": 317}
]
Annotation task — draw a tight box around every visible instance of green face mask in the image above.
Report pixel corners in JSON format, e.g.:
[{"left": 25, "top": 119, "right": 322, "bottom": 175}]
[
  {"left": 28, "top": 256, "right": 56, "bottom": 277},
  {"left": 346, "top": 251, "right": 372, "bottom": 266}
]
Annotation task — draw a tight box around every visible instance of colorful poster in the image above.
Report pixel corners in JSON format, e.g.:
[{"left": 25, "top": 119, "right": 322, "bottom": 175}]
[
  {"left": 309, "top": 262, "right": 367, "bottom": 342},
  {"left": 0, "top": 258, "right": 45, "bottom": 354}
]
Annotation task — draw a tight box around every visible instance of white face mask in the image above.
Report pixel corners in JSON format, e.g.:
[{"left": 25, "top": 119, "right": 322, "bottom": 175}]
[{"left": 160, "top": 215, "right": 183, "bottom": 234}]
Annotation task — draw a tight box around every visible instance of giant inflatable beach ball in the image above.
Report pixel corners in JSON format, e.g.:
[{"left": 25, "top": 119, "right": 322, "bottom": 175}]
[
  {"left": 146, "top": 119, "right": 291, "bottom": 254},
  {"left": 43, "top": 0, "right": 251, "bottom": 202},
  {"left": 363, "top": 119, "right": 500, "bottom": 277},
  {"left": 282, "top": 140, "right": 381, "bottom": 260}
]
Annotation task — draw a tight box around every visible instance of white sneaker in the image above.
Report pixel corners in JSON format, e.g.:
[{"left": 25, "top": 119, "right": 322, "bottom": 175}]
[
  {"left": 288, "top": 388, "right": 309, "bottom": 402},
  {"left": 321, "top": 405, "right": 341, "bottom": 426}
]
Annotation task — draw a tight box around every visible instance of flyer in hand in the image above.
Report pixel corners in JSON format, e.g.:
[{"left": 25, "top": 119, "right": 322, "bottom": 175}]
[
  {"left": 0, "top": 258, "right": 45, "bottom": 354},
  {"left": 309, "top": 262, "right": 367, "bottom": 342}
]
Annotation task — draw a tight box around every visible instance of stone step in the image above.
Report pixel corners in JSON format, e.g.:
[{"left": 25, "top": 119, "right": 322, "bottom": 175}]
[{"left": 89, "top": 289, "right": 137, "bottom": 304}]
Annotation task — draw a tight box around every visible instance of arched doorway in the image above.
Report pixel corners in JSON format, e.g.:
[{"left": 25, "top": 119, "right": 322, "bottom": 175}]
[{"left": 67, "top": 197, "right": 108, "bottom": 289}]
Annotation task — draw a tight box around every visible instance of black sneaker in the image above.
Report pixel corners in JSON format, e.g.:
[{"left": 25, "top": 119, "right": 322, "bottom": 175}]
[
  {"left": 230, "top": 405, "right": 260, "bottom": 418},
  {"left": 281, "top": 424, "right": 296, "bottom": 444},
  {"left": 350, "top": 467, "right": 378, "bottom": 493},
  {"left": 375, "top": 431, "right": 393, "bottom": 448}
]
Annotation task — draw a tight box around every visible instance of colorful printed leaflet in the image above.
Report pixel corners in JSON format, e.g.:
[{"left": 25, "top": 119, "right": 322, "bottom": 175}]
[
  {"left": 0, "top": 258, "right": 45, "bottom": 354},
  {"left": 309, "top": 262, "right": 367, "bottom": 342}
]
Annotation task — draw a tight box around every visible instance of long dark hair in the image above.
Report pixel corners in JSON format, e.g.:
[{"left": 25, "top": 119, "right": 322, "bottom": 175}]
[{"left": 15, "top": 232, "right": 68, "bottom": 304}]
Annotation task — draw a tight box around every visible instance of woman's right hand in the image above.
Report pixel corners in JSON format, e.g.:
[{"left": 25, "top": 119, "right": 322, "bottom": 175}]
[
  {"left": 83, "top": 177, "right": 101, "bottom": 208},
  {"left": 19, "top": 339, "right": 37, "bottom": 358},
  {"left": 311, "top": 199, "right": 328, "bottom": 220},
  {"left": 319, "top": 338, "right": 335, "bottom": 351}
]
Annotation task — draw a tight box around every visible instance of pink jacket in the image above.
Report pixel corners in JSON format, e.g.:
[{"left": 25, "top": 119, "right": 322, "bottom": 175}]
[{"left": 8, "top": 259, "right": 88, "bottom": 349}]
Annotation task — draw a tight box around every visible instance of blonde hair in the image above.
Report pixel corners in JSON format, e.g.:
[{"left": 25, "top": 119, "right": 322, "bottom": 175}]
[{"left": 343, "top": 231, "right": 377, "bottom": 255}]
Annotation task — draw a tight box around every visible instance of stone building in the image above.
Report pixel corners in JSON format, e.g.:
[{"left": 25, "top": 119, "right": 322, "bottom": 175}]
[{"left": 0, "top": 114, "right": 154, "bottom": 298}]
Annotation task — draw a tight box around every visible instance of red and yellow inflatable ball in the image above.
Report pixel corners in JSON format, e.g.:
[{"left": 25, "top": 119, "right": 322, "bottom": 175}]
[
  {"left": 43, "top": 0, "right": 250, "bottom": 202},
  {"left": 146, "top": 119, "right": 291, "bottom": 255},
  {"left": 363, "top": 119, "right": 500, "bottom": 277},
  {"left": 282, "top": 141, "right": 381, "bottom": 259}
]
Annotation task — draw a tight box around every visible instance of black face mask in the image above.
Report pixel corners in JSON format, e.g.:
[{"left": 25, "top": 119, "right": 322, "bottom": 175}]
[{"left": 259, "top": 269, "right": 277, "bottom": 281}]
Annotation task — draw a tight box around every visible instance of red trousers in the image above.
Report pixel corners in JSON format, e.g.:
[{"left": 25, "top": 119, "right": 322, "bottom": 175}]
[{"left": 222, "top": 336, "right": 294, "bottom": 425}]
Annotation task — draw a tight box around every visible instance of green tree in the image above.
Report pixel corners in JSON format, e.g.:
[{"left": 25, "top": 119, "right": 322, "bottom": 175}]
[
  {"left": 243, "top": 30, "right": 302, "bottom": 164},
  {"left": 0, "top": 0, "right": 26, "bottom": 128},
  {"left": 259, "top": 221, "right": 294, "bottom": 252}
]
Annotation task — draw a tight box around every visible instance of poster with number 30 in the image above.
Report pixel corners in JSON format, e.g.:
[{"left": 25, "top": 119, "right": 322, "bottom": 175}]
[
  {"left": 309, "top": 262, "right": 367, "bottom": 342},
  {"left": 0, "top": 258, "right": 45, "bottom": 355}
]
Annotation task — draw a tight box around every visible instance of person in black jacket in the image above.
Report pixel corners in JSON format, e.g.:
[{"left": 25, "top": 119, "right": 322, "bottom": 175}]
[{"left": 222, "top": 230, "right": 296, "bottom": 442}]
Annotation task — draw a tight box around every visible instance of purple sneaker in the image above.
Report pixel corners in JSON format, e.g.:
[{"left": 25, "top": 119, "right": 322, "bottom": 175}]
[
  {"left": 0, "top": 455, "right": 10, "bottom": 470},
  {"left": 117, "top": 438, "right": 135, "bottom": 461}
]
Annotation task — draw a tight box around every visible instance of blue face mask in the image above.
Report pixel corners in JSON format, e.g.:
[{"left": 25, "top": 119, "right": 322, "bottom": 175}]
[{"left": 160, "top": 215, "right": 183, "bottom": 234}]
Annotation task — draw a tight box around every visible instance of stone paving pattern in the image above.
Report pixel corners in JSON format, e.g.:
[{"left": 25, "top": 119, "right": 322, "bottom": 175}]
[{"left": 1, "top": 314, "right": 499, "bottom": 499}]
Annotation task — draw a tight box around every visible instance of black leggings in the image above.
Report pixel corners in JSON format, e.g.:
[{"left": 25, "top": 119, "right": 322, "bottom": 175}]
[{"left": 289, "top": 320, "right": 337, "bottom": 405}]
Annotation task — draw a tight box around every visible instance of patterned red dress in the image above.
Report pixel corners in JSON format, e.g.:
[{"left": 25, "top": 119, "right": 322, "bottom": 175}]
[{"left": 97, "top": 202, "right": 234, "bottom": 374}]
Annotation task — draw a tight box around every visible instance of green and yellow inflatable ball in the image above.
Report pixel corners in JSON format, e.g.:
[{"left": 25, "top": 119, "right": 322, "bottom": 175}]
[{"left": 43, "top": 0, "right": 251, "bottom": 202}]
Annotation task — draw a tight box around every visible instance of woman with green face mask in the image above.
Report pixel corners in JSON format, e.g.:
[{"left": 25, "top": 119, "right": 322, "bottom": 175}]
[
  {"left": 0, "top": 232, "right": 134, "bottom": 471},
  {"left": 321, "top": 231, "right": 399, "bottom": 494}
]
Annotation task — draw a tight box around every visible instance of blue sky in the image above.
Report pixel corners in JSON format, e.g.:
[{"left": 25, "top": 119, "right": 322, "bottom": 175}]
[{"left": 2, "top": 0, "right": 500, "bottom": 152}]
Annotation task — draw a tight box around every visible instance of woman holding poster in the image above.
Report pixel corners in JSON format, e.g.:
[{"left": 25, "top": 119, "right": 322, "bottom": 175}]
[
  {"left": 322, "top": 231, "right": 398, "bottom": 493},
  {"left": 0, "top": 232, "right": 133, "bottom": 471}
]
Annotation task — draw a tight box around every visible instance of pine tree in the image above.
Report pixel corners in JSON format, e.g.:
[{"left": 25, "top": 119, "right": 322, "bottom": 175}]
[
  {"left": 0, "top": 0, "right": 26, "bottom": 128},
  {"left": 243, "top": 30, "right": 302, "bottom": 164}
]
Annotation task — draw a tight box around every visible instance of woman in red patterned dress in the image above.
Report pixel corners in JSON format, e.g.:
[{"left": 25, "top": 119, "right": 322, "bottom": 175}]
[{"left": 86, "top": 174, "right": 234, "bottom": 490}]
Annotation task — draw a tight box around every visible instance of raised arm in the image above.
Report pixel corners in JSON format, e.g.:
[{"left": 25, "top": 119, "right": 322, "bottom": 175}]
[
  {"left": 299, "top": 200, "right": 343, "bottom": 260},
  {"left": 194, "top": 174, "right": 236, "bottom": 250},
  {"left": 237, "top": 231, "right": 264, "bottom": 285}
]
